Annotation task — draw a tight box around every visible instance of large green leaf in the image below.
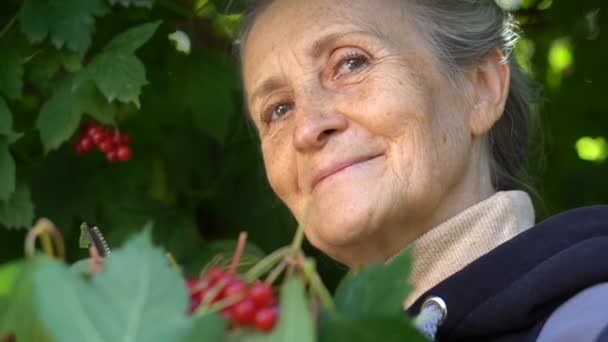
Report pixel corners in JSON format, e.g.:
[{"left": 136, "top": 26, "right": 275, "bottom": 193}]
[
  {"left": 34, "top": 230, "right": 225, "bottom": 342},
  {"left": 0, "top": 262, "right": 21, "bottom": 297},
  {"left": 36, "top": 77, "right": 116, "bottom": 152},
  {"left": 19, "top": 0, "right": 108, "bottom": 55},
  {"left": 0, "top": 260, "right": 51, "bottom": 342},
  {"left": 0, "top": 139, "right": 15, "bottom": 202},
  {"left": 74, "top": 21, "right": 161, "bottom": 107},
  {"left": 0, "top": 43, "right": 23, "bottom": 99},
  {"left": 0, "top": 182, "right": 35, "bottom": 229},
  {"left": 108, "top": 0, "right": 156, "bottom": 9},
  {"left": 271, "top": 278, "right": 316, "bottom": 342},
  {"left": 334, "top": 249, "right": 412, "bottom": 317},
  {"left": 237, "top": 278, "right": 315, "bottom": 342},
  {"left": 36, "top": 81, "right": 82, "bottom": 153},
  {"left": 320, "top": 316, "right": 428, "bottom": 342}
]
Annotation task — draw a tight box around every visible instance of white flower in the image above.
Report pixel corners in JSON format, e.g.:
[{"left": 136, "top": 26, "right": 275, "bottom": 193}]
[{"left": 168, "top": 30, "right": 191, "bottom": 55}]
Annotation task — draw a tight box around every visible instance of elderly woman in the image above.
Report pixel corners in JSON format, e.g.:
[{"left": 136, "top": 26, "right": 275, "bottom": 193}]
[{"left": 238, "top": 0, "right": 608, "bottom": 341}]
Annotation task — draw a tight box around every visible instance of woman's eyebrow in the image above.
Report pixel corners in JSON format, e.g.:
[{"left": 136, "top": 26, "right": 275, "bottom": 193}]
[
  {"left": 309, "top": 29, "right": 375, "bottom": 58},
  {"left": 249, "top": 76, "right": 284, "bottom": 107}
]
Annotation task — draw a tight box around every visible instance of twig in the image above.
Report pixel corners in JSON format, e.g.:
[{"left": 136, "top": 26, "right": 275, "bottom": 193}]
[
  {"left": 265, "top": 258, "right": 288, "bottom": 285},
  {"left": 89, "top": 246, "right": 104, "bottom": 274},
  {"left": 291, "top": 225, "right": 305, "bottom": 255},
  {"left": 24, "top": 218, "right": 66, "bottom": 261},
  {"left": 228, "top": 232, "right": 247, "bottom": 275},
  {"left": 0, "top": 15, "right": 16, "bottom": 40},
  {"left": 244, "top": 246, "right": 290, "bottom": 282},
  {"left": 301, "top": 258, "right": 336, "bottom": 315}
]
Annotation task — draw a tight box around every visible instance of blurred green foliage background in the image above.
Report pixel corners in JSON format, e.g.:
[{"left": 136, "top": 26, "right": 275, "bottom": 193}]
[{"left": 0, "top": 0, "right": 606, "bottom": 287}]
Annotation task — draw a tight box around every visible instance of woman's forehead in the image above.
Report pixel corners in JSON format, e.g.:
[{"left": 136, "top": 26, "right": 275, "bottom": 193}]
[
  {"left": 246, "top": 0, "right": 406, "bottom": 47},
  {"left": 243, "top": 0, "right": 412, "bottom": 85}
]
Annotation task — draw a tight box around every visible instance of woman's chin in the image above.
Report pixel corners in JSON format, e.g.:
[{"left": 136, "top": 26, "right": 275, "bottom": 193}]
[{"left": 303, "top": 198, "right": 379, "bottom": 255}]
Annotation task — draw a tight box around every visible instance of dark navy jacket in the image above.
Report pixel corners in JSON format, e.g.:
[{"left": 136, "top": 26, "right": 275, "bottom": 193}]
[{"left": 407, "top": 206, "right": 608, "bottom": 342}]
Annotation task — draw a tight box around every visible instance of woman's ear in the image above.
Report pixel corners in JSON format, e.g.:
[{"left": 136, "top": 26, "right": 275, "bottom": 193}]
[{"left": 467, "top": 48, "right": 511, "bottom": 137}]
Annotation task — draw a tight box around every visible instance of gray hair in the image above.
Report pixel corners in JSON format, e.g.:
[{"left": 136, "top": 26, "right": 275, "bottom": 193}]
[{"left": 239, "top": 0, "right": 538, "bottom": 191}]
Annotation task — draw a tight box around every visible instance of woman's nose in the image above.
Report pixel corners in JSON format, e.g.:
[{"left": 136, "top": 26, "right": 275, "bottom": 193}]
[{"left": 292, "top": 104, "right": 348, "bottom": 152}]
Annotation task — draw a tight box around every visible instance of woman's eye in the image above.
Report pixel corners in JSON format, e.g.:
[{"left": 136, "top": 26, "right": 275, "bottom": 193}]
[
  {"left": 262, "top": 102, "right": 294, "bottom": 124},
  {"left": 274, "top": 103, "right": 292, "bottom": 118},
  {"left": 335, "top": 54, "right": 369, "bottom": 78}
]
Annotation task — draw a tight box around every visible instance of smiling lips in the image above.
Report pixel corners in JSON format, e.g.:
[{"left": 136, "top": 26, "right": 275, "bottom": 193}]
[{"left": 311, "top": 154, "right": 383, "bottom": 190}]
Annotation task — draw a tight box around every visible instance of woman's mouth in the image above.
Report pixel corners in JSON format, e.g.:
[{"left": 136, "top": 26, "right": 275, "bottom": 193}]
[{"left": 311, "top": 154, "right": 384, "bottom": 190}]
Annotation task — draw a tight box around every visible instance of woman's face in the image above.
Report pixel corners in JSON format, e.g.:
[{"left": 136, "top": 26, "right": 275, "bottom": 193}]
[{"left": 243, "top": 0, "right": 491, "bottom": 266}]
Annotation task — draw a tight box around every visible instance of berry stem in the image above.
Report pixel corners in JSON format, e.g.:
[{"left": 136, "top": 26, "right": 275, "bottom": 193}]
[
  {"left": 165, "top": 253, "right": 178, "bottom": 268},
  {"left": 301, "top": 258, "right": 336, "bottom": 316},
  {"left": 265, "top": 258, "right": 288, "bottom": 285},
  {"left": 228, "top": 232, "right": 248, "bottom": 275},
  {"left": 245, "top": 246, "right": 291, "bottom": 283},
  {"left": 290, "top": 225, "right": 305, "bottom": 255},
  {"left": 194, "top": 292, "right": 246, "bottom": 317}
]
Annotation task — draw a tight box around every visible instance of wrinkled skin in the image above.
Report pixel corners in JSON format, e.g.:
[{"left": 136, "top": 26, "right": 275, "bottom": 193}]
[{"left": 242, "top": 0, "right": 510, "bottom": 267}]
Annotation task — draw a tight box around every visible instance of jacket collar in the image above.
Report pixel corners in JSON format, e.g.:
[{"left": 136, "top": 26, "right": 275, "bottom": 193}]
[
  {"left": 406, "top": 191, "right": 534, "bottom": 307},
  {"left": 407, "top": 206, "right": 608, "bottom": 341}
]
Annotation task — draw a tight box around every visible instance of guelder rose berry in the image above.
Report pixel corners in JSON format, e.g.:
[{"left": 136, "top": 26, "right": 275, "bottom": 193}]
[
  {"left": 254, "top": 306, "right": 279, "bottom": 332},
  {"left": 250, "top": 283, "right": 274, "bottom": 307},
  {"left": 186, "top": 268, "right": 280, "bottom": 333},
  {"left": 75, "top": 122, "right": 133, "bottom": 163},
  {"left": 233, "top": 298, "right": 257, "bottom": 325}
]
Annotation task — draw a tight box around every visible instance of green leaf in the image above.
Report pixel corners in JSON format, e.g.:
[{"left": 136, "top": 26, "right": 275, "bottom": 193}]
[
  {"left": 104, "top": 21, "right": 161, "bottom": 53},
  {"left": 108, "top": 0, "right": 156, "bottom": 9},
  {"left": 79, "top": 52, "right": 147, "bottom": 107},
  {"left": 0, "top": 260, "right": 52, "bottom": 341},
  {"left": 36, "top": 80, "right": 82, "bottom": 152},
  {"left": 320, "top": 316, "right": 428, "bottom": 342},
  {"left": 0, "top": 43, "right": 23, "bottom": 99},
  {"left": 36, "top": 77, "right": 113, "bottom": 152},
  {"left": 0, "top": 262, "right": 21, "bottom": 297},
  {"left": 272, "top": 278, "right": 316, "bottom": 342},
  {"left": 27, "top": 50, "right": 62, "bottom": 86},
  {"left": 0, "top": 140, "right": 16, "bottom": 202},
  {"left": 74, "top": 81, "right": 116, "bottom": 125},
  {"left": 0, "top": 182, "right": 35, "bottom": 229},
  {"left": 334, "top": 249, "right": 413, "bottom": 317},
  {"left": 239, "top": 278, "right": 315, "bottom": 342},
  {"left": 19, "top": 0, "right": 108, "bottom": 55},
  {"left": 34, "top": 230, "right": 225, "bottom": 342},
  {"left": 180, "top": 313, "right": 226, "bottom": 342},
  {"left": 0, "top": 98, "right": 13, "bottom": 137},
  {"left": 167, "top": 50, "right": 239, "bottom": 143},
  {"left": 75, "top": 21, "right": 161, "bottom": 107},
  {"left": 61, "top": 51, "right": 84, "bottom": 72}
]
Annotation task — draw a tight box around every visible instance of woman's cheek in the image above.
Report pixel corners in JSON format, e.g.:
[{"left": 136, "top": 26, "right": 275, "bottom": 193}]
[{"left": 262, "top": 135, "right": 300, "bottom": 205}]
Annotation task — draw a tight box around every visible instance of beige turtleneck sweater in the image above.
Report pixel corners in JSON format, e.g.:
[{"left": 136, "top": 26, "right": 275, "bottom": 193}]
[{"left": 404, "top": 190, "right": 535, "bottom": 308}]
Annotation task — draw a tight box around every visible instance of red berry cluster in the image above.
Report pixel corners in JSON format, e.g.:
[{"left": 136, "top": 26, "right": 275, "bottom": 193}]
[
  {"left": 75, "top": 123, "right": 132, "bottom": 162},
  {"left": 187, "top": 267, "right": 279, "bottom": 332}
]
